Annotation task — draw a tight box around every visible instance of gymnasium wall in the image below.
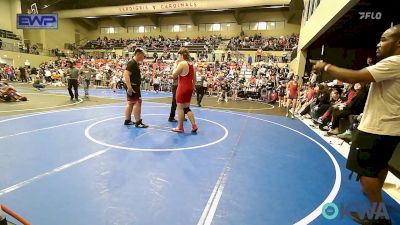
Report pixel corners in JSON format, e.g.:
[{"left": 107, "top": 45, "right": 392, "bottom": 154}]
[
  {"left": 87, "top": 11, "right": 300, "bottom": 40},
  {"left": 0, "top": 0, "right": 23, "bottom": 39},
  {"left": 0, "top": 50, "right": 55, "bottom": 67},
  {"left": 0, "top": 0, "right": 12, "bottom": 31},
  {"left": 23, "top": 19, "right": 91, "bottom": 50}
]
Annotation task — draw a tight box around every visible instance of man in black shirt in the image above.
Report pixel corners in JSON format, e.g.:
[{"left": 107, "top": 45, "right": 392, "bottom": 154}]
[
  {"left": 19, "top": 66, "right": 27, "bottom": 83},
  {"left": 66, "top": 61, "right": 80, "bottom": 101},
  {"left": 124, "top": 48, "right": 148, "bottom": 128}
]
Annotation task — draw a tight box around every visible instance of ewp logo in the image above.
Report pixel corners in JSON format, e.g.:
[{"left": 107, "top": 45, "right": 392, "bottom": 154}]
[
  {"left": 322, "top": 202, "right": 390, "bottom": 221},
  {"left": 17, "top": 14, "right": 58, "bottom": 29}
]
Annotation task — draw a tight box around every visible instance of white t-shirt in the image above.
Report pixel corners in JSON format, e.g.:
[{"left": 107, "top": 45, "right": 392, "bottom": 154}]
[
  {"left": 111, "top": 76, "right": 118, "bottom": 84},
  {"left": 153, "top": 77, "right": 160, "bottom": 84},
  {"left": 358, "top": 55, "right": 400, "bottom": 136},
  {"left": 45, "top": 70, "right": 51, "bottom": 77}
]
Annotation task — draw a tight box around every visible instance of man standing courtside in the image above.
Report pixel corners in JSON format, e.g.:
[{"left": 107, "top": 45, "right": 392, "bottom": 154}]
[
  {"left": 124, "top": 48, "right": 148, "bottom": 128},
  {"left": 311, "top": 24, "right": 400, "bottom": 225},
  {"left": 67, "top": 61, "right": 79, "bottom": 101},
  {"left": 80, "top": 63, "right": 93, "bottom": 98}
]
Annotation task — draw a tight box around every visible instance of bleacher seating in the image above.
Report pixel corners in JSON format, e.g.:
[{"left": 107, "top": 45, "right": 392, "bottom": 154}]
[{"left": 0, "top": 29, "right": 20, "bottom": 41}]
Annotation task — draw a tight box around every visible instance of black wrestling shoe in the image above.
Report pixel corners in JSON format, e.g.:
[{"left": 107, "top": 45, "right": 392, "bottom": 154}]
[
  {"left": 168, "top": 118, "right": 178, "bottom": 122},
  {"left": 135, "top": 119, "right": 149, "bottom": 128},
  {"left": 124, "top": 120, "right": 133, "bottom": 125}
]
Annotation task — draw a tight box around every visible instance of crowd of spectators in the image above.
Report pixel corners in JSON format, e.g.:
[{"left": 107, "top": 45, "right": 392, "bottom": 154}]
[
  {"left": 291, "top": 58, "right": 373, "bottom": 141},
  {"left": 82, "top": 35, "right": 223, "bottom": 51},
  {"left": 227, "top": 33, "right": 299, "bottom": 51}
]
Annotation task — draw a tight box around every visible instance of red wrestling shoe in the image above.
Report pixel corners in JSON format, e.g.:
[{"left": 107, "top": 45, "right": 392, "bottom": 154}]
[
  {"left": 172, "top": 127, "right": 184, "bottom": 133},
  {"left": 191, "top": 124, "right": 198, "bottom": 133}
]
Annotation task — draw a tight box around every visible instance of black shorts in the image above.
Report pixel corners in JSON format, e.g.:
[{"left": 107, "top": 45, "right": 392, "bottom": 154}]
[
  {"left": 126, "top": 85, "right": 141, "bottom": 99},
  {"left": 346, "top": 129, "right": 400, "bottom": 178}
]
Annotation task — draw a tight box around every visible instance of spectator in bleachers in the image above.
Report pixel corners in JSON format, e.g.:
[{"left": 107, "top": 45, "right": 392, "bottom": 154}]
[
  {"left": 247, "top": 54, "right": 253, "bottom": 66},
  {"left": 308, "top": 84, "right": 331, "bottom": 120},
  {"left": 326, "top": 83, "right": 368, "bottom": 135},
  {"left": 313, "top": 83, "right": 356, "bottom": 125},
  {"left": 256, "top": 47, "right": 263, "bottom": 62},
  {"left": 286, "top": 76, "right": 299, "bottom": 118},
  {"left": 32, "top": 75, "right": 45, "bottom": 91}
]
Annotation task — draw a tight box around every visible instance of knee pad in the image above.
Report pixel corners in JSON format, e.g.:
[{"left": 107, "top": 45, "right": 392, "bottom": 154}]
[{"left": 183, "top": 107, "right": 191, "bottom": 114}]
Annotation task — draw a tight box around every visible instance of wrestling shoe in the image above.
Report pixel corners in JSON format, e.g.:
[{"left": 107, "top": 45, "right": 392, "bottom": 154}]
[
  {"left": 172, "top": 127, "right": 184, "bottom": 133},
  {"left": 192, "top": 124, "right": 198, "bottom": 133},
  {"left": 135, "top": 119, "right": 149, "bottom": 128},
  {"left": 124, "top": 120, "right": 133, "bottom": 125}
]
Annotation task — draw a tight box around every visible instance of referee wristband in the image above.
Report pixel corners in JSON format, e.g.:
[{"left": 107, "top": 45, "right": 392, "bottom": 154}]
[{"left": 324, "top": 64, "right": 332, "bottom": 72}]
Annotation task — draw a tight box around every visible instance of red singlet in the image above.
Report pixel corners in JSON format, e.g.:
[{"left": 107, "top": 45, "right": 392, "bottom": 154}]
[{"left": 176, "top": 62, "right": 194, "bottom": 104}]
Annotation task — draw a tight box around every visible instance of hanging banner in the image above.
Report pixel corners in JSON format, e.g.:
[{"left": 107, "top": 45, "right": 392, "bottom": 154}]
[
  {"left": 55, "top": 0, "right": 290, "bottom": 18},
  {"left": 17, "top": 14, "right": 58, "bottom": 29}
]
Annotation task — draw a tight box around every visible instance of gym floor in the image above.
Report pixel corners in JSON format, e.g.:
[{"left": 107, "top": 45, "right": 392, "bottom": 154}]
[{"left": 0, "top": 85, "right": 399, "bottom": 225}]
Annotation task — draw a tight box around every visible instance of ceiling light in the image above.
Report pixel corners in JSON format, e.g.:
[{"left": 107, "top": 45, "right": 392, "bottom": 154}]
[
  {"left": 43, "top": 4, "right": 49, "bottom": 8},
  {"left": 84, "top": 16, "right": 98, "bottom": 19},
  {"left": 208, "top": 9, "right": 228, "bottom": 12},
  {"left": 118, "top": 14, "right": 135, "bottom": 17},
  {"left": 261, "top": 5, "right": 288, "bottom": 9},
  {"left": 158, "top": 11, "right": 179, "bottom": 15},
  {"left": 188, "top": 25, "right": 192, "bottom": 28}
]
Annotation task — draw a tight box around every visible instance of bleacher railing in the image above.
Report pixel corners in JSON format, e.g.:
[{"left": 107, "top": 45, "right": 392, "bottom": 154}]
[{"left": 0, "top": 38, "right": 58, "bottom": 57}]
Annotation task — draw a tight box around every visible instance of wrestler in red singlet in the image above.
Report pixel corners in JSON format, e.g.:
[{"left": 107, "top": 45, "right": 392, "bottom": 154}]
[
  {"left": 176, "top": 62, "right": 194, "bottom": 104},
  {"left": 288, "top": 80, "right": 299, "bottom": 99},
  {"left": 170, "top": 47, "right": 198, "bottom": 133}
]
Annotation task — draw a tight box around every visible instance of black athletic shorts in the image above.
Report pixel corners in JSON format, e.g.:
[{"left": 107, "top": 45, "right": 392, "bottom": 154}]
[
  {"left": 346, "top": 129, "right": 400, "bottom": 178},
  {"left": 126, "top": 84, "right": 141, "bottom": 104}
]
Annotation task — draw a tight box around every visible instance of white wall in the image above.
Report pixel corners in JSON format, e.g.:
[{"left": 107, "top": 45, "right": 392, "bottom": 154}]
[
  {"left": 0, "top": 49, "right": 56, "bottom": 67},
  {"left": 23, "top": 18, "right": 90, "bottom": 50},
  {"left": 0, "top": 0, "right": 23, "bottom": 39},
  {"left": 0, "top": 0, "right": 13, "bottom": 31},
  {"left": 9, "top": 0, "right": 23, "bottom": 39}
]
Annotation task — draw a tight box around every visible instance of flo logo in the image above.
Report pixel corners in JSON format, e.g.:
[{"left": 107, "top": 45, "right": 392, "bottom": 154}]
[
  {"left": 322, "top": 202, "right": 390, "bottom": 220},
  {"left": 359, "top": 12, "right": 382, "bottom": 20}
]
